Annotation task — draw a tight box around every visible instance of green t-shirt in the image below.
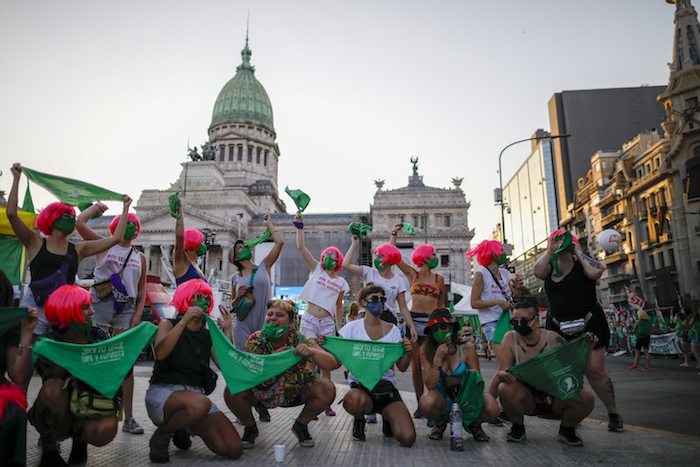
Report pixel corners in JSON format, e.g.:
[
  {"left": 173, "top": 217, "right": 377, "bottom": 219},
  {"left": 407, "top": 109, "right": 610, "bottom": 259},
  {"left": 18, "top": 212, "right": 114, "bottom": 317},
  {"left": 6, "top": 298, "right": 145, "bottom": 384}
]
[{"left": 636, "top": 319, "right": 653, "bottom": 339}]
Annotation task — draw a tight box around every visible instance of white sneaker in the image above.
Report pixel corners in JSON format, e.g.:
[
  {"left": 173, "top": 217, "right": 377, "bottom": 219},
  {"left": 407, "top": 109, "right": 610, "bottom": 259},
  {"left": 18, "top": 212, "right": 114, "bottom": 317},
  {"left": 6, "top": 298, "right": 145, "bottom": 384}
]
[
  {"left": 123, "top": 417, "right": 145, "bottom": 434},
  {"left": 680, "top": 362, "right": 689, "bottom": 368}
]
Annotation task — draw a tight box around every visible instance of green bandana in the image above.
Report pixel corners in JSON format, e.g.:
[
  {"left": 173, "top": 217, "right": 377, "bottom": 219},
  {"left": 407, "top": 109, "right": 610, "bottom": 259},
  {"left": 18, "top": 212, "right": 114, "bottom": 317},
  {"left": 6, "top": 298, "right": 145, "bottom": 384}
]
[
  {"left": 507, "top": 335, "right": 591, "bottom": 401},
  {"left": 550, "top": 231, "right": 573, "bottom": 278},
  {"left": 193, "top": 301, "right": 210, "bottom": 313},
  {"left": 196, "top": 243, "right": 207, "bottom": 256},
  {"left": 452, "top": 370, "right": 485, "bottom": 426},
  {"left": 426, "top": 258, "right": 439, "bottom": 269},
  {"left": 243, "top": 228, "right": 272, "bottom": 249},
  {"left": 0, "top": 307, "right": 30, "bottom": 338},
  {"left": 123, "top": 224, "right": 138, "bottom": 240},
  {"left": 236, "top": 246, "right": 252, "bottom": 261},
  {"left": 70, "top": 319, "right": 93, "bottom": 334},
  {"left": 374, "top": 258, "right": 389, "bottom": 271},
  {"left": 322, "top": 336, "right": 406, "bottom": 390},
  {"left": 493, "top": 253, "right": 507, "bottom": 265},
  {"left": 32, "top": 322, "right": 158, "bottom": 398},
  {"left": 205, "top": 316, "right": 303, "bottom": 394},
  {"left": 348, "top": 222, "right": 373, "bottom": 237},
  {"left": 22, "top": 167, "right": 124, "bottom": 208},
  {"left": 433, "top": 330, "right": 452, "bottom": 344},
  {"left": 322, "top": 257, "right": 338, "bottom": 271},
  {"left": 400, "top": 222, "right": 420, "bottom": 236},
  {"left": 168, "top": 191, "right": 180, "bottom": 219},
  {"left": 285, "top": 187, "right": 311, "bottom": 212},
  {"left": 53, "top": 217, "right": 76, "bottom": 235},
  {"left": 263, "top": 322, "right": 289, "bottom": 340}
]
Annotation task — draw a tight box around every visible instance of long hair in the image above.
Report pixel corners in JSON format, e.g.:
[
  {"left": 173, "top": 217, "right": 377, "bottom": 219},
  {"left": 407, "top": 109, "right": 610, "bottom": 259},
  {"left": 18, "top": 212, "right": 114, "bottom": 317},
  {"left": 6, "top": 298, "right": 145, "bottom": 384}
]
[
  {"left": 228, "top": 240, "right": 245, "bottom": 271},
  {"left": 36, "top": 202, "right": 76, "bottom": 236},
  {"left": 320, "top": 246, "right": 344, "bottom": 272},
  {"left": 374, "top": 243, "right": 402, "bottom": 266},
  {"left": 465, "top": 240, "right": 503, "bottom": 267},
  {"left": 421, "top": 308, "right": 462, "bottom": 364},
  {"left": 411, "top": 244, "right": 436, "bottom": 267},
  {"left": 44, "top": 284, "right": 91, "bottom": 328},
  {"left": 347, "top": 302, "right": 360, "bottom": 321},
  {"left": 184, "top": 228, "right": 204, "bottom": 251},
  {"left": 169, "top": 279, "right": 213, "bottom": 315},
  {"left": 109, "top": 213, "right": 141, "bottom": 239}
]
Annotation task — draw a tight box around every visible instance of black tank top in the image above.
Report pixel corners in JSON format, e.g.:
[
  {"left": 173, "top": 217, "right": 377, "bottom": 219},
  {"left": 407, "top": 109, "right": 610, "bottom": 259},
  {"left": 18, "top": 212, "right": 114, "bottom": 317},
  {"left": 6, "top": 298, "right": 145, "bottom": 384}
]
[
  {"left": 544, "top": 261, "right": 598, "bottom": 321},
  {"left": 150, "top": 318, "right": 212, "bottom": 388},
  {"left": 30, "top": 239, "right": 79, "bottom": 284}
]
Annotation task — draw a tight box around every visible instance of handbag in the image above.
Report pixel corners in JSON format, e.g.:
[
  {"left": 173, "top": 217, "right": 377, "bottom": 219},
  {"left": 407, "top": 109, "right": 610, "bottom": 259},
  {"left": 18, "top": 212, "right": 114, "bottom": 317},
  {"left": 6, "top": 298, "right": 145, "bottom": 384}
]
[
  {"left": 93, "top": 249, "right": 134, "bottom": 300},
  {"left": 66, "top": 377, "right": 122, "bottom": 419},
  {"left": 30, "top": 256, "right": 72, "bottom": 306},
  {"left": 232, "top": 266, "right": 257, "bottom": 321},
  {"left": 183, "top": 329, "right": 218, "bottom": 395}
]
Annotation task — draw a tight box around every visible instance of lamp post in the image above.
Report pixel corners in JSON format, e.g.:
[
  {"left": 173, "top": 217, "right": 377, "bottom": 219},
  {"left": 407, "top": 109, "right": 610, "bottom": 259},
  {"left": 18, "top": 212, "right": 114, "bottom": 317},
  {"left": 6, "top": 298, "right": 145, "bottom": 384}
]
[
  {"left": 448, "top": 222, "right": 467, "bottom": 303},
  {"left": 201, "top": 228, "right": 217, "bottom": 276},
  {"left": 497, "top": 134, "right": 570, "bottom": 246}
]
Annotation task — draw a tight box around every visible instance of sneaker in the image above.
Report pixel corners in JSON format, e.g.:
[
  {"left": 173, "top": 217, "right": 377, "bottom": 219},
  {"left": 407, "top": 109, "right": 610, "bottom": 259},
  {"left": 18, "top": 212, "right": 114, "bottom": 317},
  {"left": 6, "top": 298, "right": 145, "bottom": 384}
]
[
  {"left": 627, "top": 365, "right": 638, "bottom": 370},
  {"left": 172, "top": 428, "right": 191, "bottom": 450},
  {"left": 489, "top": 417, "right": 504, "bottom": 427},
  {"left": 413, "top": 409, "right": 424, "bottom": 419},
  {"left": 149, "top": 427, "right": 172, "bottom": 463},
  {"left": 122, "top": 417, "right": 145, "bottom": 434},
  {"left": 292, "top": 420, "right": 314, "bottom": 447},
  {"left": 254, "top": 403, "right": 271, "bottom": 422},
  {"left": 68, "top": 439, "right": 88, "bottom": 465},
  {"left": 506, "top": 423, "right": 526, "bottom": 442},
  {"left": 680, "top": 362, "right": 689, "bottom": 368},
  {"left": 558, "top": 425, "right": 583, "bottom": 446},
  {"left": 382, "top": 418, "right": 393, "bottom": 438},
  {"left": 241, "top": 425, "right": 259, "bottom": 449},
  {"left": 366, "top": 413, "right": 377, "bottom": 424},
  {"left": 352, "top": 418, "right": 366, "bottom": 441},
  {"left": 325, "top": 407, "right": 336, "bottom": 417},
  {"left": 608, "top": 413, "right": 624, "bottom": 432},
  {"left": 644, "top": 366, "right": 651, "bottom": 371}
]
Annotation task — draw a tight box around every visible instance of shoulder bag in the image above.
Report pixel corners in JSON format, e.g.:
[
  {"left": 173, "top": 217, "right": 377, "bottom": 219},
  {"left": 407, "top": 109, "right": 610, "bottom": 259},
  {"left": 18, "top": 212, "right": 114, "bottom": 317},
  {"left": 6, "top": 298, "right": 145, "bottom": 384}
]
[{"left": 232, "top": 266, "right": 257, "bottom": 321}]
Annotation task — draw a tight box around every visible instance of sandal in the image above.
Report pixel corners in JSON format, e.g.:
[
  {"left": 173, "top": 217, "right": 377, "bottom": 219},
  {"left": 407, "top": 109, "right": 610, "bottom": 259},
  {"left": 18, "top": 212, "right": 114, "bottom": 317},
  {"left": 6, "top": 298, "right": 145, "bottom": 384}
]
[
  {"left": 468, "top": 422, "right": 490, "bottom": 442},
  {"left": 428, "top": 422, "right": 447, "bottom": 440}
]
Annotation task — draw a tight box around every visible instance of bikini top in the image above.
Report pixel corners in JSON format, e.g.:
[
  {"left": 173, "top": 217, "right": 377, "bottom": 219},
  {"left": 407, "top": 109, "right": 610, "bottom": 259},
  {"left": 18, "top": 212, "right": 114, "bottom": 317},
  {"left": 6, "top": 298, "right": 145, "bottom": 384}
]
[
  {"left": 176, "top": 263, "right": 205, "bottom": 285},
  {"left": 440, "top": 345, "right": 467, "bottom": 378},
  {"left": 410, "top": 274, "right": 440, "bottom": 299}
]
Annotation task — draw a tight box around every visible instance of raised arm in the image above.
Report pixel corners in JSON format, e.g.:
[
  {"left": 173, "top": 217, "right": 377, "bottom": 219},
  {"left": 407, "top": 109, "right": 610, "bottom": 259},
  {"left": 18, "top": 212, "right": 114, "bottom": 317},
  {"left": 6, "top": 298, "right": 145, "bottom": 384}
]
[
  {"left": 295, "top": 211, "right": 317, "bottom": 271},
  {"left": 76, "top": 202, "right": 108, "bottom": 241},
  {"left": 533, "top": 237, "right": 557, "bottom": 280},
  {"left": 173, "top": 200, "right": 188, "bottom": 272},
  {"left": 573, "top": 242, "right": 605, "bottom": 280},
  {"left": 75, "top": 195, "right": 132, "bottom": 262},
  {"left": 6, "top": 164, "right": 42, "bottom": 253},
  {"left": 388, "top": 224, "right": 416, "bottom": 280},
  {"left": 341, "top": 235, "right": 363, "bottom": 277},
  {"left": 262, "top": 214, "right": 284, "bottom": 271}
]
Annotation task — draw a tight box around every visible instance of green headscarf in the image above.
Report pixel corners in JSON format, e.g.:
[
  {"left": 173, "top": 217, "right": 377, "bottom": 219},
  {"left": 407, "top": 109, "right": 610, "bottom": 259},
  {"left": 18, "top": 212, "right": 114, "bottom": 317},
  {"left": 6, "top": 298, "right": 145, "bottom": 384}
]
[
  {"left": 348, "top": 222, "right": 372, "bottom": 237},
  {"left": 168, "top": 191, "right": 181, "bottom": 219},
  {"left": 550, "top": 231, "right": 573, "bottom": 278},
  {"left": 401, "top": 222, "right": 420, "bottom": 236},
  {"left": 285, "top": 187, "right": 311, "bottom": 212}
]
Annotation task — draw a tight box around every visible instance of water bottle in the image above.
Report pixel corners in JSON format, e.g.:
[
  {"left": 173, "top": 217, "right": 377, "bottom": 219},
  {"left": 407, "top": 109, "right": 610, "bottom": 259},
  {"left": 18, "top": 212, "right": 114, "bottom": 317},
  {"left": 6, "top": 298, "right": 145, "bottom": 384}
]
[{"left": 450, "top": 403, "right": 463, "bottom": 451}]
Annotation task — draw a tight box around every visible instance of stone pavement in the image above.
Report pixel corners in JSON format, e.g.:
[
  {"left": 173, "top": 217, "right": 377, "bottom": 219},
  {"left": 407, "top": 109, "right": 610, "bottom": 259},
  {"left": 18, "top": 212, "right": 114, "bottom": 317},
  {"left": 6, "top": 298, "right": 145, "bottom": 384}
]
[{"left": 23, "top": 360, "right": 700, "bottom": 467}]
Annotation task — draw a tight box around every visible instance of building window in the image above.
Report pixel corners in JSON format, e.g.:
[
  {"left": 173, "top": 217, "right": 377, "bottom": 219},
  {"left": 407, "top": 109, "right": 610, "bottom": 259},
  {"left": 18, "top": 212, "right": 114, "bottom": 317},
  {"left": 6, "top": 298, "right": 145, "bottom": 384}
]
[
  {"left": 648, "top": 254, "right": 655, "bottom": 272},
  {"left": 685, "top": 148, "right": 700, "bottom": 199},
  {"left": 219, "top": 146, "right": 225, "bottom": 161},
  {"left": 668, "top": 248, "right": 676, "bottom": 269},
  {"left": 237, "top": 145, "right": 243, "bottom": 161},
  {"left": 677, "top": 28, "right": 685, "bottom": 69},
  {"left": 441, "top": 255, "right": 449, "bottom": 268},
  {"left": 228, "top": 146, "right": 234, "bottom": 161},
  {"left": 247, "top": 147, "right": 253, "bottom": 162},
  {"left": 413, "top": 216, "right": 419, "bottom": 228},
  {"left": 264, "top": 150, "right": 268, "bottom": 166},
  {"left": 256, "top": 147, "right": 261, "bottom": 164},
  {"left": 657, "top": 252, "right": 665, "bottom": 269},
  {"left": 444, "top": 215, "right": 451, "bottom": 227},
  {"left": 688, "top": 26, "right": 700, "bottom": 65}
]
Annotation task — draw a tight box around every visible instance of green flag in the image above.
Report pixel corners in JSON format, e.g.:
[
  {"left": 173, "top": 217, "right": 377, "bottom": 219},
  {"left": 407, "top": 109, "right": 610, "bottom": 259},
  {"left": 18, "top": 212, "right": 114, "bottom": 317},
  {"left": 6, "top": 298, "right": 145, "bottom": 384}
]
[
  {"left": 454, "top": 370, "right": 485, "bottom": 425},
  {"left": 22, "top": 186, "right": 34, "bottom": 213},
  {"left": 0, "top": 307, "right": 30, "bottom": 337},
  {"left": 0, "top": 235, "right": 27, "bottom": 285},
  {"left": 348, "top": 222, "right": 372, "bottom": 237},
  {"left": 23, "top": 167, "right": 124, "bottom": 209},
  {"left": 400, "top": 222, "right": 420, "bottom": 236},
  {"left": 205, "top": 316, "right": 303, "bottom": 394},
  {"left": 285, "top": 187, "right": 310, "bottom": 212},
  {"left": 321, "top": 335, "right": 405, "bottom": 390},
  {"left": 168, "top": 191, "right": 180, "bottom": 219},
  {"left": 32, "top": 322, "right": 158, "bottom": 398},
  {"left": 243, "top": 228, "right": 271, "bottom": 249},
  {"left": 507, "top": 335, "right": 590, "bottom": 401}
]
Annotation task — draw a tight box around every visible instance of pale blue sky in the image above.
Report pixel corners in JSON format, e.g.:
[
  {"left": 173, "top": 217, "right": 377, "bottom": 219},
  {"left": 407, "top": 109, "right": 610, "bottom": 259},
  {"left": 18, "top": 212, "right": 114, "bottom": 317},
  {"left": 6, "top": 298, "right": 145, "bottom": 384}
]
[{"left": 0, "top": 0, "right": 676, "bottom": 241}]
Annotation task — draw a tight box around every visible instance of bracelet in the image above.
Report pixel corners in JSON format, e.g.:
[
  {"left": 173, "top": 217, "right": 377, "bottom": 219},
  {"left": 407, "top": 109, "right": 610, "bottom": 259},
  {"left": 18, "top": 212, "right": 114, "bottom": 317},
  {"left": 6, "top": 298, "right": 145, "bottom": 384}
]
[
  {"left": 391, "top": 232, "right": 397, "bottom": 236},
  {"left": 293, "top": 221, "right": 304, "bottom": 229},
  {"left": 270, "top": 229, "right": 279, "bottom": 234},
  {"left": 18, "top": 343, "right": 33, "bottom": 355}
]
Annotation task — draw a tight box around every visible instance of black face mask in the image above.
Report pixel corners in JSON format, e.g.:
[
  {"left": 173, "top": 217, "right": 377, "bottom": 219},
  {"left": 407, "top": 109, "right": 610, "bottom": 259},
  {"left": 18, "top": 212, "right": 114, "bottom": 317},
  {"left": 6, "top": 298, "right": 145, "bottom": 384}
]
[{"left": 513, "top": 323, "right": 534, "bottom": 337}]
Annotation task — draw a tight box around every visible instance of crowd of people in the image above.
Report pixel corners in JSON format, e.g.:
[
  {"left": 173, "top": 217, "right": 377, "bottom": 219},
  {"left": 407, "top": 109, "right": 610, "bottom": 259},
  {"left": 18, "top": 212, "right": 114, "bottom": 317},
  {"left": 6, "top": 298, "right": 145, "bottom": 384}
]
[{"left": 3, "top": 161, "right": 672, "bottom": 465}]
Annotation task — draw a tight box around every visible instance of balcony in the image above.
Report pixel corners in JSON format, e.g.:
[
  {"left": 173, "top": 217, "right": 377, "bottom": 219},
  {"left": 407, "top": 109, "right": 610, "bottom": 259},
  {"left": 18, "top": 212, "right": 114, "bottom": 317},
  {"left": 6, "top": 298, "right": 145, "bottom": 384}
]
[
  {"left": 599, "top": 191, "right": 618, "bottom": 208},
  {"left": 606, "top": 272, "right": 633, "bottom": 284},
  {"left": 601, "top": 212, "right": 624, "bottom": 228},
  {"left": 604, "top": 251, "right": 629, "bottom": 265},
  {"left": 640, "top": 240, "right": 651, "bottom": 251},
  {"left": 658, "top": 232, "right": 671, "bottom": 244}
]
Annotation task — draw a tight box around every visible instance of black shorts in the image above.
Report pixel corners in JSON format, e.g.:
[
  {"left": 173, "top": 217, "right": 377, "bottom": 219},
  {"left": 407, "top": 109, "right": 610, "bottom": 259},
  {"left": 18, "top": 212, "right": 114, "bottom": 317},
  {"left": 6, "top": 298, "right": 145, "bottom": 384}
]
[
  {"left": 635, "top": 335, "right": 651, "bottom": 350},
  {"left": 350, "top": 381, "right": 402, "bottom": 414}
]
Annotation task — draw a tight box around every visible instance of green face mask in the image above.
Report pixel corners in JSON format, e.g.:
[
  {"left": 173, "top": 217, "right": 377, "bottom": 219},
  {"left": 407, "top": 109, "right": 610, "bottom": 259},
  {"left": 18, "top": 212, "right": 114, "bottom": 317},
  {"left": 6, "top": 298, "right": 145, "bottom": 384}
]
[
  {"left": 433, "top": 329, "right": 452, "bottom": 344},
  {"left": 263, "top": 322, "right": 289, "bottom": 340},
  {"left": 374, "top": 258, "right": 389, "bottom": 271},
  {"left": 193, "top": 300, "right": 210, "bottom": 313},
  {"left": 123, "top": 224, "right": 138, "bottom": 240},
  {"left": 322, "top": 256, "right": 338, "bottom": 271},
  {"left": 53, "top": 217, "right": 76, "bottom": 235},
  {"left": 237, "top": 246, "right": 252, "bottom": 261},
  {"left": 196, "top": 243, "right": 207, "bottom": 256},
  {"left": 426, "top": 258, "right": 439, "bottom": 269},
  {"left": 70, "top": 319, "right": 92, "bottom": 334},
  {"left": 493, "top": 253, "right": 507, "bottom": 265}
]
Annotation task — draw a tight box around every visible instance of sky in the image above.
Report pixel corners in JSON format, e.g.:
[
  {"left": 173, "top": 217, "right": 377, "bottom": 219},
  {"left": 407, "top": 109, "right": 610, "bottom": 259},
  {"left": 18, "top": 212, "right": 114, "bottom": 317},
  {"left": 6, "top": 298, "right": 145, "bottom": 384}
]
[{"left": 0, "top": 0, "right": 677, "bottom": 241}]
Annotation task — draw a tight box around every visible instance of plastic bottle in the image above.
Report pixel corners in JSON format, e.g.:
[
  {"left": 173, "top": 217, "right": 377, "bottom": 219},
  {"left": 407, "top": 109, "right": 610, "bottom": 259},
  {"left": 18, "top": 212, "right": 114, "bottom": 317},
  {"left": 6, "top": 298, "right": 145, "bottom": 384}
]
[{"left": 450, "top": 403, "right": 463, "bottom": 451}]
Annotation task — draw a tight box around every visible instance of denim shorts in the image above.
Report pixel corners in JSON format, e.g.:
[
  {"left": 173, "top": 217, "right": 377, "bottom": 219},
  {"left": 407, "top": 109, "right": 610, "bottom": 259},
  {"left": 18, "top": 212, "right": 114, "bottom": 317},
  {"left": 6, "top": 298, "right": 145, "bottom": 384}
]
[
  {"left": 145, "top": 384, "right": 220, "bottom": 426},
  {"left": 20, "top": 291, "right": 49, "bottom": 336},
  {"left": 91, "top": 296, "right": 135, "bottom": 330},
  {"left": 481, "top": 321, "right": 497, "bottom": 343}
]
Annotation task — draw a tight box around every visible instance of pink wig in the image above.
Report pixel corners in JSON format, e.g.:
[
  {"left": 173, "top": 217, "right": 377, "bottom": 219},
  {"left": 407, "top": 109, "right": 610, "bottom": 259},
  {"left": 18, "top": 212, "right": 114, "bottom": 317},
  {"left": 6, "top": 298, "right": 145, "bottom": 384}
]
[
  {"left": 184, "top": 228, "right": 204, "bottom": 251},
  {"left": 466, "top": 240, "right": 503, "bottom": 267},
  {"left": 548, "top": 229, "right": 579, "bottom": 245},
  {"left": 411, "top": 244, "right": 436, "bottom": 267},
  {"left": 44, "top": 284, "right": 91, "bottom": 328},
  {"left": 170, "top": 279, "right": 214, "bottom": 315},
  {"left": 36, "top": 202, "right": 76, "bottom": 236},
  {"left": 320, "top": 247, "right": 344, "bottom": 272},
  {"left": 374, "top": 243, "right": 402, "bottom": 266},
  {"left": 109, "top": 213, "right": 141, "bottom": 238}
]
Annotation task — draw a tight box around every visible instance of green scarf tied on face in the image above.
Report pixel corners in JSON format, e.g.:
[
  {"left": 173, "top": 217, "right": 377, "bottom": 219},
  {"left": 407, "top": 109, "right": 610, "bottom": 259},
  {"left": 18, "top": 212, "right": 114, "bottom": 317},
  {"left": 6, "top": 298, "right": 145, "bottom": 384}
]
[
  {"left": 550, "top": 231, "right": 573, "bottom": 278},
  {"left": 348, "top": 223, "right": 373, "bottom": 237},
  {"left": 168, "top": 192, "right": 181, "bottom": 219},
  {"left": 400, "top": 222, "right": 420, "bottom": 236},
  {"left": 285, "top": 187, "right": 311, "bottom": 213}
]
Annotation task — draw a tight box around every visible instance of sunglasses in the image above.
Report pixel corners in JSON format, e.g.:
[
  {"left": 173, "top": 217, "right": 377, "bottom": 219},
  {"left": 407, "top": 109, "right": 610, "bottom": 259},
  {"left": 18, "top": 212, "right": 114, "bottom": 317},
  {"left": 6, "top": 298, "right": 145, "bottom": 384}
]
[
  {"left": 436, "top": 323, "right": 452, "bottom": 331},
  {"left": 365, "top": 295, "right": 387, "bottom": 303},
  {"left": 509, "top": 316, "right": 536, "bottom": 327},
  {"left": 193, "top": 293, "right": 212, "bottom": 303}
]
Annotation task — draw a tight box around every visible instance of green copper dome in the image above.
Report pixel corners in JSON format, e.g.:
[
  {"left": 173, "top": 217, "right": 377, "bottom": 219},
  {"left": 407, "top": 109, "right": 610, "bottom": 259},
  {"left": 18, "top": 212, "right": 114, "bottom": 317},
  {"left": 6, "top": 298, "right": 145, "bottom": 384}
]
[{"left": 211, "top": 39, "right": 274, "bottom": 129}]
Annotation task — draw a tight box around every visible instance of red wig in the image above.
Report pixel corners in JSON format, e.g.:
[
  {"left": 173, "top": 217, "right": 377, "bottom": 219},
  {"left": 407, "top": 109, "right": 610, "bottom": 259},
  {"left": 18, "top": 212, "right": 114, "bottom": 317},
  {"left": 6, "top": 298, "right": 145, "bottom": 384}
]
[
  {"left": 411, "top": 244, "right": 436, "bottom": 267},
  {"left": 184, "top": 228, "right": 204, "bottom": 251},
  {"left": 320, "top": 247, "right": 344, "bottom": 272},
  {"left": 44, "top": 284, "right": 91, "bottom": 328},
  {"left": 466, "top": 240, "right": 503, "bottom": 267},
  {"left": 169, "top": 279, "right": 214, "bottom": 315},
  {"left": 109, "top": 213, "right": 141, "bottom": 238},
  {"left": 36, "top": 202, "right": 76, "bottom": 236},
  {"left": 548, "top": 229, "right": 579, "bottom": 246},
  {"left": 374, "top": 243, "right": 402, "bottom": 266}
]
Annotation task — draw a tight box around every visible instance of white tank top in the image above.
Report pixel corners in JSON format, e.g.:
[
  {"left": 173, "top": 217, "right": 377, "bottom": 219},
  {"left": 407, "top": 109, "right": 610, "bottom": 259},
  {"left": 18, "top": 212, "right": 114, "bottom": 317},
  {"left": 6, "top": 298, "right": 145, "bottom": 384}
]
[
  {"left": 93, "top": 244, "right": 142, "bottom": 298},
  {"left": 476, "top": 266, "right": 512, "bottom": 324}
]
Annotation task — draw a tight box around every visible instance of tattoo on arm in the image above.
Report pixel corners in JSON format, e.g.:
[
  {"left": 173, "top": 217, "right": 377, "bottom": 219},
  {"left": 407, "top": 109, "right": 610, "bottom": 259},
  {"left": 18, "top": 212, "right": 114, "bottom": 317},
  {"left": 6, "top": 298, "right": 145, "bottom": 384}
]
[
  {"left": 136, "top": 296, "right": 143, "bottom": 305},
  {"left": 534, "top": 261, "right": 543, "bottom": 271},
  {"left": 582, "top": 254, "right": 602, "bottom": 269}
]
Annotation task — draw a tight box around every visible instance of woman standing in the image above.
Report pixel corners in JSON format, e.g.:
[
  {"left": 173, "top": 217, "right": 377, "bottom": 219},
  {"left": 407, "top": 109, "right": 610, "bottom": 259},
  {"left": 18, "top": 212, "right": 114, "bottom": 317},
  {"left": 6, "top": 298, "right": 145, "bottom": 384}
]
[
  {"left": 76, "top": 204, "right": 148, "bottom": 434},
  {"left": 389, "top": 224, "right": 444, "bottom": 418},
  {"left": 628, "top": 310, "right": 655, "bottom": 370},
  {"left": 295, "top": 212, "right": 349, "bottom": 416}
]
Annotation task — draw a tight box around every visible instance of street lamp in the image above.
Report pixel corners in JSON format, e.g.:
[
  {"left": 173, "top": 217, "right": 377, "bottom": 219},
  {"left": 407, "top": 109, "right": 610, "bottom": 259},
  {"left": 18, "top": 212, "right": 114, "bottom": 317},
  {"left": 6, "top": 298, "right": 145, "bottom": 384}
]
[
  {"left": 201, "top": 228, "right": 217, "bottom": 274},
  {"left": 448, "top": 222, "right": 467, "bottom": 303},
  {"left": 497, "top": 134, "right": 570, "bottom": 246}
]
